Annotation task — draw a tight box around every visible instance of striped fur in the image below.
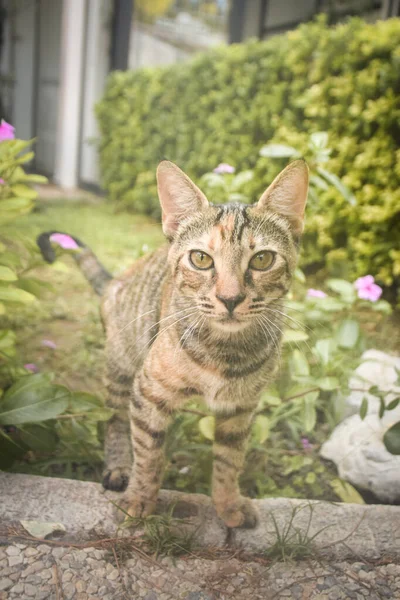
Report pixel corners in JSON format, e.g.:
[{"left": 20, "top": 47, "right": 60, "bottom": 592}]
[{"left": 43, "top": 159, "right": 308, "bottom": 529}]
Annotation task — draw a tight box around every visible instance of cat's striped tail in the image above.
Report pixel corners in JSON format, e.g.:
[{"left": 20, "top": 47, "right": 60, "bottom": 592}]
[{"left": 37, "top": 231, "right": 112, "bottom": 296}]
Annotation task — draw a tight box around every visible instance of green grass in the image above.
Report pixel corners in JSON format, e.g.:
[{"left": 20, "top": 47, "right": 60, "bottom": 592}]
[
  {"left": 7, "top": 198, "right": 164, "bottom": 395},
  {"left": 10, "top": 198, "right": 165, "bottom": 273}
]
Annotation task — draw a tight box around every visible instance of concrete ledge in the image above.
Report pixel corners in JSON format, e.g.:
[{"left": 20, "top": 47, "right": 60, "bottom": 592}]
[{"left": 1, "top": 472, "right": 399, "bottom": 561}]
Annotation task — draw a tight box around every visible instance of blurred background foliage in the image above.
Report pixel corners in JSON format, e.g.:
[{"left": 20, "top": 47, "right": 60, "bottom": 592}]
[
  {"left": 97, "top": 16, "right": 400, "bottom": 291},
  {"left": 0, "top": 140, "right": 113, "bottom": 477}
]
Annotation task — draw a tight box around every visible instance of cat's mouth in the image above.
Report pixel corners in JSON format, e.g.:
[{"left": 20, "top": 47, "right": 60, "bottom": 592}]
[{"left": 212, "top": 314, "right": 250, "bottom": 332}]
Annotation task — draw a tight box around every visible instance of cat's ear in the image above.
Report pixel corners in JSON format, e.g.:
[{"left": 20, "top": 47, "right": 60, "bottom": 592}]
[
  {"left": 255, "top": 159, "right": 309, "bottom": 236},
  {"left": 157, "top": 161, "right": 209, "bottom": 237}
]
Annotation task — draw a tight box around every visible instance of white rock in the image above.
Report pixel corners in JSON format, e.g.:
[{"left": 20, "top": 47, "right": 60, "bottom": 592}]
[
  {"left": 320, "top": 412, "right": 400, "bottom": 502},
  {"left": 346, "top": 350, "right": 400, "bottom": 418}
]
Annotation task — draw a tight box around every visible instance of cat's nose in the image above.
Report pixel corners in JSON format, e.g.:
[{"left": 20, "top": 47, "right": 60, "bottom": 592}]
[{"left": 216, "top": 294, "right": 246, "bottom": 314}]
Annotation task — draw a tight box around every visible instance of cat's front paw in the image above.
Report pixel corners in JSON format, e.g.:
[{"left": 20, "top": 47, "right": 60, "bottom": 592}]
[
  {"left": 102, "top": 467, "right": 130, "bottom": 492},
  {"left": 215, "top": 496, "right": 259, "bottom": 529},
  {"left": 114, "top": 494, "right": 157, "bottom": 523}
]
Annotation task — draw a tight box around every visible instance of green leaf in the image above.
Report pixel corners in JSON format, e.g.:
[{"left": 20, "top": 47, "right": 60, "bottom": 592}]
[
  {"left": 0, "top": 379, "right": 69, "bottom": 425},
  {"left": 260, "top": 388, "right": 282, "bottom": 407},
  {"left": 326, "top": 278, "right": 355, "bottom": 302},
  {"left": 0, "top": 250, "right": 21, "bottom": 268},
  {"left": 69, "top": 392, "right": 104, "bottom": 412},
  {"left": 19, "top": 425, "right": 58, "bottom": 452},
  {"left": 17, "top": 277, "right": 53, "bottom": 298},
  {"left": 1, "top": 139, "right": 28, "bottom": 154},
  {"left": 0, "top": 197, "right": 32, "bottom": 211},
  {"left": 379, "top": 397, "right": 385, "bottom": 419},
  {"left": 305, "top": 471, "right": 316, "bottom": 485},
  {"left": 309, "top": 173, "right": 329, "bottom": 191},
  {"left": 15, "top": 151, "right": 35, "bottom": 165},
  {"left": 294, "top": 268, "right": 306, "bottom": 283},
  {"left": 309, "top": 131, "right": 329, "bottom": 149},
  {"left": 336, "top": 319, "right": 359, "bottom": 349},
  {"left": 230, "top": 170, "right": 254, "bottom": 191},
  {"left": 50, "top": 261, "right": 71, "bottom": 273},
  {"left": 302, "top": 391, "right": 319, "bottom": 432},
  {"left": 370, "top": 300, "right": 392, "bottom": 315},
  {"left": 19, "top": 173, "right": 48, "bottom": 184},
  {"left": 2, "top": 373, "right": 52, "bottom": 399},
  {"left": 285, "top": 300, "right": 305, "bottom": 312},
  {"left": 314, "top": 339, "right": 335, "bottom": 366},
  {"left": 200, "top": 173, "right": 225, "bottom": 189},
  {"left": 387, "top": 398, "right": 400, "bottom": 411},
  {"left": 313, "top": 297, "right": 345, "bottom": 312},
  {"left": 290, "top": 349, "right": 310, "bottom": 377},
  {"left": 10, "top": 184, "right": 38, "bottom": 199},
  {"left": 88, "top": 408, "right": 114, "bottom": 422},
  {"left": 283, "top": 329, "right": 309, "bottom": 343},
  {"left": 0, "top": 329, "right": 16, "bottom": 351},
  {"left": 259, "top": 144, "right": 299, "bottom": 158},
  {"left": 198, "top": 416, "right": 215, "bottom": 441},
  {"left": 253, "top": 414, "right": 270, "bottom": 443},
  {"left": 0, "top": 285, "right": 36, "bottom": 304},
  {"left": 315, "top": 376, "right": 339, "bottom": 391},
  {"left": 0, "top": 265, "right": 17, "bottom": 281},
  {"left": 316, "top": 167, "right": 356, "bottom": 206},
  {"left": 330, "top": 479, "right": 365, "bottom": 504},
  {"left": 0, "top": 433, "right": 25, "bottom": 469},
  {"left": 360, "top": 397, "right": 368, "bottom": 420},
  {"left": 383, "top": 422, "right": 400, "bottom": 455}
]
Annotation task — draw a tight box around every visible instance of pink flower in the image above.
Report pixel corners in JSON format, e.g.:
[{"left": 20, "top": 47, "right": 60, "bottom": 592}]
[
  {"left": 307, "top": 289, "right": 327, "bottom": 298},
  {"left": 0, "top": 178, "right": 5, "bottom": 185},
  {"left": 213, "top": 163, "right": 235, "bottom": 174},
  {"left": 301, "top": 437, "right": 312, "bottom": 450},
  {"left": 24, "top": 363, "right": 39, "bottom": 373},
  {"left": 41, "top": 339, "right": 57, "bottom": 349},
  {"left": 49, "top": 233, "right": 79, "bottom": 250},
  {"left": 354, "top": 275, "right": 382, "bottom": 302},
  {"left": 0, "top": 120, "right": 15, "bottom": 141}
]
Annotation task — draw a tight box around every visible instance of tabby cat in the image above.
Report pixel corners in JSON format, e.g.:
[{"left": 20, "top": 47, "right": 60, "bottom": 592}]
[{"left": 38, "top": 159, "right": 308, "bottom": 529}]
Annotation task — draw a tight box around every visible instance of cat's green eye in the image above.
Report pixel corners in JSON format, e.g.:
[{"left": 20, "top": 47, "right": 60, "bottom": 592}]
[
  {"left": 249, "top": 251, "right": 275, "bottom": 271},
  {"left": 189, "top": 250, "right": 214, "bottom": 270}
]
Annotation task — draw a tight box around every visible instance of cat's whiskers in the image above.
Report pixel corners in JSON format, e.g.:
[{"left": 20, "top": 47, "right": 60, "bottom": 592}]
[
  {"left": 265, "top": 306, "right": 313, "bottom": 333},
  {"left": 126, "top": 307, "right": 198, "bottom": 362},
  {"left": 129, "top": 305, "right": 196, "bottom": 347},
  {"left": 130, "top": 309, "right": 200, "bottom": 364},
  {"left": 265, "top": 306, "right": 314, "bottom": 356},
  {"left": 258, "top": 314, "right": 283, "bottom": 358},
  {"left": 173, "top": 311, "right": 202, "bottom": 361},
  {"left": 256, "top": 315, "right": 282, "bottom": 363},
  {"left": 115, "top": 308, "right": 156, "bottom": 336}
]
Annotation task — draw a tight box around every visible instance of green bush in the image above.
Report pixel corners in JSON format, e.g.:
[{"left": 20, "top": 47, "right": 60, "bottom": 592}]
[
  {"left": 96, "top": 16, "right": 400, "bottom": 287},
  {"left": 0, "top": 136, "right": 112, "bottom": 474}
]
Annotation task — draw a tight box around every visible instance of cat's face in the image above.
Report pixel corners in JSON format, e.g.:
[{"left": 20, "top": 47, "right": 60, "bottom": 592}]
[{"left": 157, "top": 160, "right": 308, "bottom": 333}]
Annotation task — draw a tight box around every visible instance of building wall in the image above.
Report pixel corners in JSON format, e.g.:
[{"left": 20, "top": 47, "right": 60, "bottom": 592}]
[
  {"left": 241, "top": 0, "right": 395, "bottom": 40},
  {"left": 79, "top": 0, "right": 112, "bottom": 187},
  {"left": 0, "top": 0, "right": 14, "bottom": 121},
  {"left": 13, "top": 1, "right": 36, "bottom": 141},
  {"left": 35, "top": 0, "right": 62, "bottom": 175}
]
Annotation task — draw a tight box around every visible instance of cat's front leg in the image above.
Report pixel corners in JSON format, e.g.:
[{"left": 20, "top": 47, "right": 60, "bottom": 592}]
[
  {"left": 120, "top": 368, "right": 173, "bottom": 520},
  {"left": 212, "top": 404, "right": 258, "bottom": 529}
]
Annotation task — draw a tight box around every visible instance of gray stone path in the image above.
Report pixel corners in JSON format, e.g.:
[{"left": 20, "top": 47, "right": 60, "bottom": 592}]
[
  {"left": 1, "top": 542, "right": 399, "bottom": 599},
  {"left": 1, "top": 473, "right": 400, "bottom": 599}
]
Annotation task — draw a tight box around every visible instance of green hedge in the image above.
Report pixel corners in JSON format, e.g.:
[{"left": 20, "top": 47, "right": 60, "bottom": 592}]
[{"left": 96, "top": 17, "right": 400, "bottom": 286}]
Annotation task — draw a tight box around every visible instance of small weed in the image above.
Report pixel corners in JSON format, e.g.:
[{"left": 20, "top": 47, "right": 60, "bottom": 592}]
[
  {"left": 264, "top": 503, "right": 333, "bottom": 562},
  {"left": 115, "top": 502, "right": 197, "bottom": 558}
]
